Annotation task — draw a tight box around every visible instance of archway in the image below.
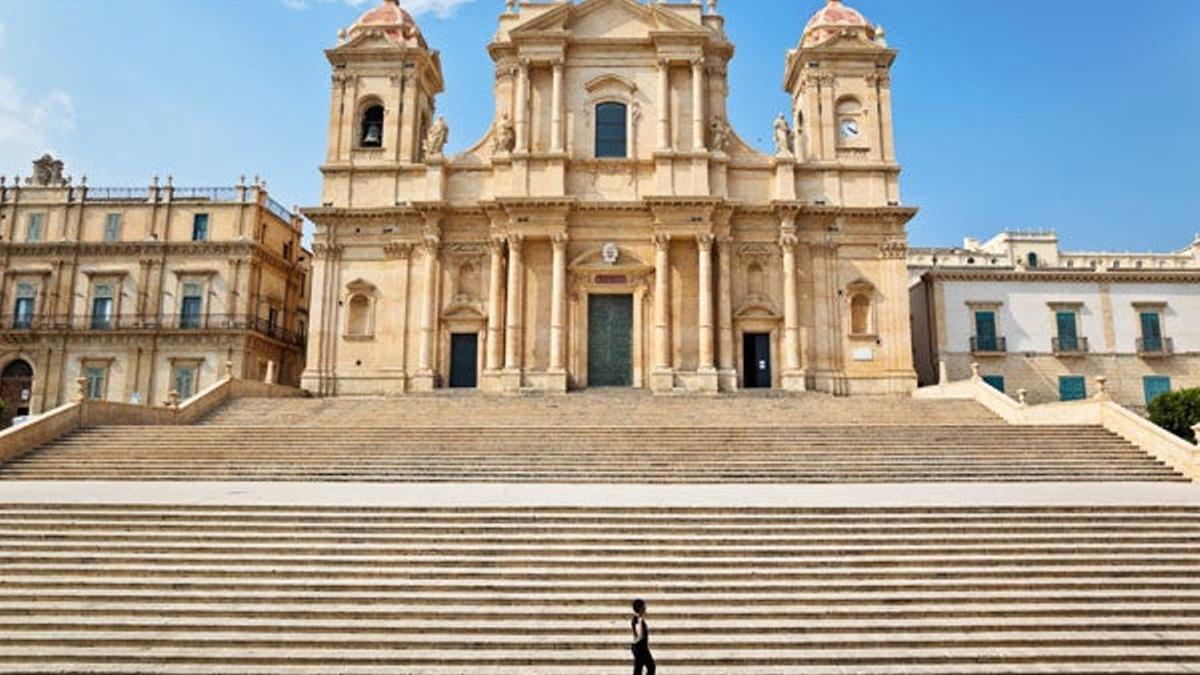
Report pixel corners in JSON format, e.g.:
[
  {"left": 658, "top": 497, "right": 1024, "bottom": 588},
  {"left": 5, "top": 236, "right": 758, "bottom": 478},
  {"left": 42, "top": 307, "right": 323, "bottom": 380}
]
[{"left": 0, "top": 360, "right": 34, "bottom": 427}]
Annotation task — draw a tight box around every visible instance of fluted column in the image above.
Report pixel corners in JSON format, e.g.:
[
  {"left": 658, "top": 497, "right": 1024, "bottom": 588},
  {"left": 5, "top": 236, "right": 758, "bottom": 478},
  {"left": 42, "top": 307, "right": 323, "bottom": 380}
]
[
  {"left": 514, "top": 60, "right": 530, "bottom": 153},
  {"left": 550, "top": 233, "right": 569, "bottom": 371},
  {"left": 416, "top": 235, "right": 440, "bottom": 387},
  {"left": 550, "top": 60, "right": 564, "bottom": 153},
  {"left": 716, "top": 236, "right": 735, "bottom": 375},
  {"left": 656, "top": 58, "right": 671, "bottom": 151},
  {"left": 697, "top": 234, "right": 715, "bottom": 371},
  {"left": 691, "top": 58, "right": 706, "bottom": 151},
  {"left": 653, "top": 233, "right": 672, "bottom": 371},
  {"left": 504, "top": 234, "right": 525, "bottom": 372},
  {"left": 486, "top": 236, "right": 506, "bottom": 372}
]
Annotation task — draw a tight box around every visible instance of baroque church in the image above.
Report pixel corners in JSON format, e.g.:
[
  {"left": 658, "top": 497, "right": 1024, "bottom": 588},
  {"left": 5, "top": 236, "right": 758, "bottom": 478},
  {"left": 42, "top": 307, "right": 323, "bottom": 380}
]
[{"left": 302, "top": 0, "right": 917, "bottom": 396}]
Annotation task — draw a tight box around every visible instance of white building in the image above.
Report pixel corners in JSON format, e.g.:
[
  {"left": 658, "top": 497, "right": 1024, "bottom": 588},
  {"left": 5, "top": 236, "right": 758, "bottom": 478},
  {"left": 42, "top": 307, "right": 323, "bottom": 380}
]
[{"left": 910, "top": 231, "right": 1200, "bottom": 408}]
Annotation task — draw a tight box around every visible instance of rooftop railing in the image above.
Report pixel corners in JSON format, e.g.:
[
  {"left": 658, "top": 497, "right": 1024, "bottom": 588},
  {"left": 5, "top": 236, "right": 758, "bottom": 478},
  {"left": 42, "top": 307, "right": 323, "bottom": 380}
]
[
  {"left": 265, "top": 197, "right": 293, "bottom": 223},
  {"left": 84, "top": 187, "right": 150, "bottom": 201}
]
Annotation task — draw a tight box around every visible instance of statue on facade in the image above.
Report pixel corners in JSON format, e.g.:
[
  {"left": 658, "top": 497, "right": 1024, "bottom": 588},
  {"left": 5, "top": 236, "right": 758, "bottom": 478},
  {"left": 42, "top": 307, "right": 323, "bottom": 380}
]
[
  {"left": 423, "top": 116, "right": 449, "bottom": 158},
  {"left": 29, "top": 154, "right": 66, "bottom": 187},
  {"left": 773, "top": 114, "right": 794, "bottom": 157},
  {"left": 492, "top": 113, "right": 515, "bottom": 154},
  {"left": 709, "top": 116, "right": 731, "bottom": 154}
]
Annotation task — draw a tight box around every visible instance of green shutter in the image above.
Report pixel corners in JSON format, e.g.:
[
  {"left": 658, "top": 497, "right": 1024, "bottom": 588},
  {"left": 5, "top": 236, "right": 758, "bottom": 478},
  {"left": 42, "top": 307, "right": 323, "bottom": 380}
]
[
  {"left": 1143, "top": 377, "right": 1171, "bottom": 406},
  {"left": 1059, "top": 376, "right": 1087, "bottom": 402}
]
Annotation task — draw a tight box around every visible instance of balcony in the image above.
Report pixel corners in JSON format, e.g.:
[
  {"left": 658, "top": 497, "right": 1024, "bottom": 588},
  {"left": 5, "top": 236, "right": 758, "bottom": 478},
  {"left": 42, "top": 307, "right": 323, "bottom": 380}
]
[
  {"left": 0, "top": 313, "right": 305, "bottom": 347},
  {"left": 970, "top": 336, "right": 1007, "bottom": 355},
  {"left": 1137, "top": 337, "right": 1174, "bottom": 358},
  {"left": 1053, "top": 336, "right": 1090, "bottom": 356}
]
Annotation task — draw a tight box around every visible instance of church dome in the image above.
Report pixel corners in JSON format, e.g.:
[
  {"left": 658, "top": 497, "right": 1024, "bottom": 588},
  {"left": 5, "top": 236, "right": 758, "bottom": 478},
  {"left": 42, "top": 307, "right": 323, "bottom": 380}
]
[
  {"left": 801, "top": 0, "right": 876, "bottom": 48},
  {"left": 346, "top": 0, "right": 427, "bottom": 49}
]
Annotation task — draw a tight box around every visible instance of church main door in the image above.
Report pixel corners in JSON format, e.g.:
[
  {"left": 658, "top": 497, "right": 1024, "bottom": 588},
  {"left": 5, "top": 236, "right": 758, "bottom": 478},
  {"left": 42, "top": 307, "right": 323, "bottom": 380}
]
[{"left": 587, "top": 294, "right": 633, "bottom": 388}]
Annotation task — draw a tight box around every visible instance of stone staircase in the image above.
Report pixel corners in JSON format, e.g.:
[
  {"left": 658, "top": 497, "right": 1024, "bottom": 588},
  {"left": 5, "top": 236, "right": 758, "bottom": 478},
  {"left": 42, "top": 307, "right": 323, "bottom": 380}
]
[
  {"left": 0, "top": 394, "right": 1184, "bottom": 482},
  {"left": 1, "top": 503, "right": 1200, "bottom": 674}
]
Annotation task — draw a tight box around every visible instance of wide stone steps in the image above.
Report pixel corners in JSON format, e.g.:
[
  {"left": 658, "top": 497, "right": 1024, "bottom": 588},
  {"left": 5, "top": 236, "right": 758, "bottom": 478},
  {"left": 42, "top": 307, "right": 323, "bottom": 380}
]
[
  {"left": 2, "top": 505, "right": 1200, "bottom": 674},
  {"left": 3, "top": 422, "right": 1183, "bottom": 482}
]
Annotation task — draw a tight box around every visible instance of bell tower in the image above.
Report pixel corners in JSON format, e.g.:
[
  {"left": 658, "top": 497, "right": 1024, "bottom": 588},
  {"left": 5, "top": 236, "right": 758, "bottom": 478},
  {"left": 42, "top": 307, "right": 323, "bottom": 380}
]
[
  {"left": 323, "top": 0, "right": 444, "bottom": 206},
  {"left": 784, "top": 0, "right": 898, "bottom": 204}
]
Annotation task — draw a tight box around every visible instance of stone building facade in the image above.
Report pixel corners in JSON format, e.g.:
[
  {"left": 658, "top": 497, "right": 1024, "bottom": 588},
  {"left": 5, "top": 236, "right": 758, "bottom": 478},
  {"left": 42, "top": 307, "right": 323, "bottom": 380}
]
[
  {"left": 910, "top": 231, "right": 1200, "bottom": 409},
  {"left": 0, "top": 156, "right": 311, "bottom": 425},
  {"left": 303, "top": 0, "right": 917, "bottom": 396}
]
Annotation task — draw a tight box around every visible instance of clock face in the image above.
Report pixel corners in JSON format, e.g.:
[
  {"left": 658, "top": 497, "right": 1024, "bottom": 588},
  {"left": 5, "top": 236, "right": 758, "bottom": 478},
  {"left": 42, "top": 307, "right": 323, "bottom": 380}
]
[{"left": 840, "top": 119, "right": 860, "bottom": 140}]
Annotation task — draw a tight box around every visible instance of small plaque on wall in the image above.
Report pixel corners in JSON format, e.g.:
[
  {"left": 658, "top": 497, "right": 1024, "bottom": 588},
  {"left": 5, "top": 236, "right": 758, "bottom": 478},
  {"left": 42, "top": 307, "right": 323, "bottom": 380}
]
[{"left": 853, "top": 347, "right": 874, "bottom": 362}]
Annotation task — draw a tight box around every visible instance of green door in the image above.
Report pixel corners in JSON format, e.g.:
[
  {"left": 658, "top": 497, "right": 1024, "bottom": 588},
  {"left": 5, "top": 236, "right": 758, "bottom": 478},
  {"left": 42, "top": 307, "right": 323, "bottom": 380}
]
[{"left": 588, "top": 294, "right": 633, "bottom": 387}]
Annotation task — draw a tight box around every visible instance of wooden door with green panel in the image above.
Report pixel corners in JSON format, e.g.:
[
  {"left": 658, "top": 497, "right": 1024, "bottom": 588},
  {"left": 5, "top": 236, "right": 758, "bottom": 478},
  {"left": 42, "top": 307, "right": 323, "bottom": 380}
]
[{"left": 587, "top": 294, "right": 633, "bottom": 388}]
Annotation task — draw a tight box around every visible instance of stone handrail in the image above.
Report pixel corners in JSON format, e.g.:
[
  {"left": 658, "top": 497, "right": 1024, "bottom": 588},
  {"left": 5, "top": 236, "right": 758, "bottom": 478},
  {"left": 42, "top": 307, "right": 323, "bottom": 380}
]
[
  {"left": 0, "top": 377, "right": 307, "bottom": 465},
  {"left": 915, "top": 371, "right": 1199, "bottom": 480}
]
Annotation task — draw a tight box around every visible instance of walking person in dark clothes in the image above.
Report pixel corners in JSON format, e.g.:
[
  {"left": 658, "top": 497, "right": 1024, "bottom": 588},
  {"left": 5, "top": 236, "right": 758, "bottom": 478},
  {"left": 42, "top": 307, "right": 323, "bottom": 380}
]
[{"left": 631, "top": 598, "right": 656, "bottom": 675}]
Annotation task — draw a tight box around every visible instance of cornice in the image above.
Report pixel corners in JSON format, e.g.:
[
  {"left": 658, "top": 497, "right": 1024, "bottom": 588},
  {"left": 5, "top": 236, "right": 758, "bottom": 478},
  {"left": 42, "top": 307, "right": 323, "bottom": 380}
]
[{"left": 924, "top": 268, "right": 1200, "bottom": 284}]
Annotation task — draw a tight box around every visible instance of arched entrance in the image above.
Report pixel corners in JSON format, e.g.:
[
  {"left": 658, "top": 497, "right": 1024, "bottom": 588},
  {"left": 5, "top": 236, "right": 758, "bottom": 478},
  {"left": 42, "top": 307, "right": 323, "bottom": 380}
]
[{"left": 0, "top": 360, "right": 33, "bottom": 427}]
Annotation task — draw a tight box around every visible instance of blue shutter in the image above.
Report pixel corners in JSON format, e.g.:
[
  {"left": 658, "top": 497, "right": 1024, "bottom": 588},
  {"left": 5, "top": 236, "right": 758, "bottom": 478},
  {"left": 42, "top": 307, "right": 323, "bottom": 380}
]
[
  {"left": 974, "top": 311, "right": 997, "bottom": 351},
  {"left": 1143, "top": 377, "right": 1171, "bottom": 406},
  {"left": 594, "top": 103, "right": 628, "bottom": 158},
  {"left": 1140, "top": 312, "right": 1162, "bottom": 352},
  {"left": 982, "top": 375, "right": 1005, "bottom": 393},
  {"left": 1059, "top": 376, "right": 1087, "bottom": 402},
  {"left": 1055, "top": 311, "right": 1078, "bottom": 351}
]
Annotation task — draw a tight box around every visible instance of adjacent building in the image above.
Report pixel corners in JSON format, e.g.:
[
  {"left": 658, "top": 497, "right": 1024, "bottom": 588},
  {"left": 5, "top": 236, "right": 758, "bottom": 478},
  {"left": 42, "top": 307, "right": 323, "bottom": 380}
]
[
  {"left": 303, "top": 0, "right": 918, "bottom": 397},
  {"left": 910, "top": 231, "right": 1200, "bottom": 408},
  {"left": 0, "top": 155, "right": 311, "bottom": 425}
]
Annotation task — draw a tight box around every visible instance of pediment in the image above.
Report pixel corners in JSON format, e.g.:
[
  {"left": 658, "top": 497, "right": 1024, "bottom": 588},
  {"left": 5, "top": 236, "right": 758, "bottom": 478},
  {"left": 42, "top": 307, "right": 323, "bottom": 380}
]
[
  {"left": 735, "top": 300, "right": 781, "bottom": 320},
  {"left": 570, "top": 245, "right": 649, "bottom": 271},
  {"left": 512, "top": 0, "right": 702, "bottom": 41}
]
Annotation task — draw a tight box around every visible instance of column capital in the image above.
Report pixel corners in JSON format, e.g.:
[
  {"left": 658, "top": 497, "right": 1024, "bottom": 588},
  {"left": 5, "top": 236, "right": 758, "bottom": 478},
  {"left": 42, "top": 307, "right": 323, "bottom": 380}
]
[
  {"left": 421, "top": 234, "right": 441, "bottom": 254},
  {"left": 691, "top": 56, "right": 706, "bottom": 69},
  {"left": 779, "top": 232, "right": 799, "bottom": 250},
  {"left": 653, "top": 232, "right": 672, "bottom": 251},
  {"left": 696, "top": 233, "right": 714, "bottom": 252},
  {"left": 552, "top": 232, "right": 570, "bottom": 250},
  {"left": 506, "top": 233, "right": 525, "bottom": 253},
  {"left": 489, "top": 236, "right": 507, "bottom": 254}
]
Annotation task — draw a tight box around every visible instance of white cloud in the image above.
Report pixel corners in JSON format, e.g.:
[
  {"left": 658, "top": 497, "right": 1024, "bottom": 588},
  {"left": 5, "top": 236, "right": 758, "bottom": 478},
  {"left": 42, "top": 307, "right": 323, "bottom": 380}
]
[
  {"left": 0, "top": 23, "right": 76, "bottom": 172},
  {"left": 281, "top": 0, "right": 474, "bottom": 19}
]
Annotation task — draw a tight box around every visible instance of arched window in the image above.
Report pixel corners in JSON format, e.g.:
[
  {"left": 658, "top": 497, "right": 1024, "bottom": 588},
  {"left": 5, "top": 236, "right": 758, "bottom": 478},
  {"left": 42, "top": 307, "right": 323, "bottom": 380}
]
[
  {"left": 850, "top": 294, "right": 872, "bottom": 336},
  {"left": 359, "top": 103, "right": 384, "bottom": 148},
  {"left": 2, "top": 360, "right": 33, "bottom": 380},
  {"left": 1026, "top": 252, "right": 1039, "bottom": 268},
  {"left": 346, "top": 294, "right": 372, "bottom": 337},
  {"left": 595, "top": 102, "right": 628, "bottom": 158}
]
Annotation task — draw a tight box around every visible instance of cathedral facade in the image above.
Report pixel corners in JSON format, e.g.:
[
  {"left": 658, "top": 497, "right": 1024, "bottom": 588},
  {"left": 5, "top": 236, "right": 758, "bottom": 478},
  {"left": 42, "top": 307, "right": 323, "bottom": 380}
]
[{"left": 303, "top": 0, "right": 917, "bottom": 396}]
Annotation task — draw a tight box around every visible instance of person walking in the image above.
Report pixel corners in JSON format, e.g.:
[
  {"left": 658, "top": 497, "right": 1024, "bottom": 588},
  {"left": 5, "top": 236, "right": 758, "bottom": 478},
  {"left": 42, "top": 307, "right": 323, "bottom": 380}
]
[{"left": 631, "top": 598, "right": 656, "bottom": 675}]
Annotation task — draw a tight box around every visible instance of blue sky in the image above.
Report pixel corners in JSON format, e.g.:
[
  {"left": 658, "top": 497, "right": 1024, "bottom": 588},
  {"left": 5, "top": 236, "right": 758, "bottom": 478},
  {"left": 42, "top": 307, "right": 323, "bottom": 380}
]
[{"left": 0, "top": 0, "right": 1197, "bottom": 250}]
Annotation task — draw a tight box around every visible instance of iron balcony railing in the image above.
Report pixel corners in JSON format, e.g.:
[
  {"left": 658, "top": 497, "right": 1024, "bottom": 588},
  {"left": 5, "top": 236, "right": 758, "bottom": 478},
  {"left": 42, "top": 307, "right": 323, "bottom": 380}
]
[
  {"left": 0, "top": 313, "right": 305, "bottom": 346},
  {"left": 1137, "top": 337, "right": 1174, "bottom": 357},
  {"left": 970, "top": 336, "right": 1007, "bottom": 354},
  {"left": 172, "top": 187, "right": 240, "bottom": 202},
  {"left": 1052, "top": 336, "right": 1090, "bottom": 355}
]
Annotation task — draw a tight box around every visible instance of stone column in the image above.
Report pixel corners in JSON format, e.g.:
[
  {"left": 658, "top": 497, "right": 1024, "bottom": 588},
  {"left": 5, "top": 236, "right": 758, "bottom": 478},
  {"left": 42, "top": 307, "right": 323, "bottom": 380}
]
[
  {"left": 651, "top": 233, "right": 673, "bottom": 391},
  {"left": 716, "top": 236, "right": 736, "bottom": 386},
  {"left": 550, "top": 60, "right": 565, "bottom": 153},
  {"left": 697, "top": 234, "right": 715, "bottom": 370},
  {"left": 503, "top": 234, "right": 525, "bottom": 386},
  {"left": 514, "top": 60, "right": 530, "bottom": 153},
  {"left": 691, "top": 58, "right": 706, "bottom": 151},
  {"left": 549, "top": 233, "right": 569, "bottom": 372},
  {"left": 656, "top": 58, "right": 671, "bottom": 151},
  {"left": 780, "top": 230, "right": 805, "bottom": 391},
  {"left": 413, "top": 235, "right": 440, "bottom": 391},
  {"left": 696, "top": 234, "right": 718, "bottom": 393},
  {"left": 486, "top": 236, "right": 506, "bottom": 373}
]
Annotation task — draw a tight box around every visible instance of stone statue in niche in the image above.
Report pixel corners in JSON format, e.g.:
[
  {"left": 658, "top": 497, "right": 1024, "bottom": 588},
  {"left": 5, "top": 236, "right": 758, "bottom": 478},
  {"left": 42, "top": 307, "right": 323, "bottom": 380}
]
[
  {"left": 492, "top": 113, "right": 515, "bottom": 154},
  {"left": 29, "top": 154, "right": 66, "bottom": 187},
  {"left": 423, "top": 116, "right": 449, "bottom": 157},
  {"left": 773, "top": 114, "right": 794, "bottom": 157},
  {"left": 709, "top": 116, "right": 731, "bottom": 154}
]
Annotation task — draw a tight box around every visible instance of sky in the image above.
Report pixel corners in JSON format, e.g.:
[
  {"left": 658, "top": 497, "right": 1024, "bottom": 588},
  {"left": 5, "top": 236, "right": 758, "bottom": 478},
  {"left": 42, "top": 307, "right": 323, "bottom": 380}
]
[{"left": 0, "top": 0, "right": 1197, "bottom": 251}]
